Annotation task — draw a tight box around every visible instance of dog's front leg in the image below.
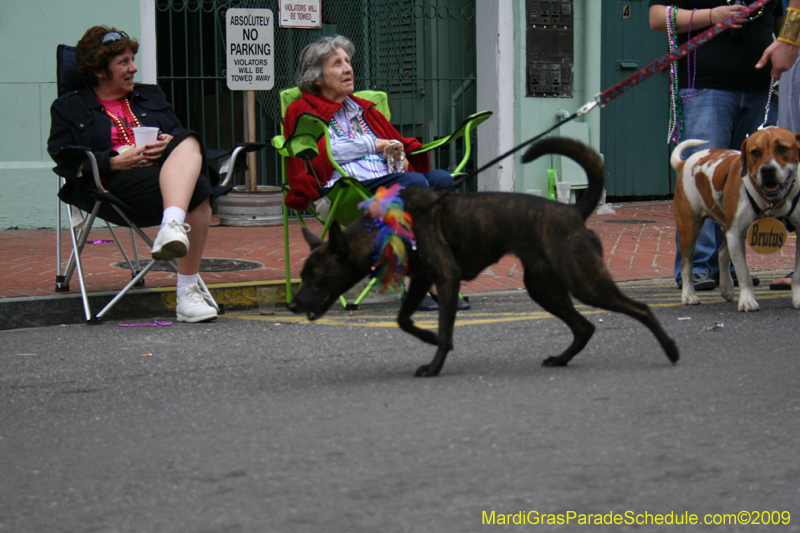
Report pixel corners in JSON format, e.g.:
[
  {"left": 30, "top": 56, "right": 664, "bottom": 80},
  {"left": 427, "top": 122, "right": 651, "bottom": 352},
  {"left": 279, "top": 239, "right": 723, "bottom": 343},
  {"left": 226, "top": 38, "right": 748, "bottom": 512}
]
[
  {"left": 412, "top": 280, "right": 459, "bottom": 377},
  {"left": 792, "top": 244, "right": 800, "bottom": 309},
  {"left": 726, "top": 226, "right": 759, "bottom": 311},
  {"left": 397, "top": 278, "right": 438, "bottom": 347}
]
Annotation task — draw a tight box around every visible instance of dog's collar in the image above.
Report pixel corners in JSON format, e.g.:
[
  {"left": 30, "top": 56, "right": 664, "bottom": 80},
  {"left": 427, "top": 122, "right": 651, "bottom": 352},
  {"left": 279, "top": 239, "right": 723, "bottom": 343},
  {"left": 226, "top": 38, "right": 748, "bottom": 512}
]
[
  {"left": 359, "top": 184, "right": 416, "bottom": 291},
  {"left": 746, "top": 173, "right": 800, "bottom": 221}
]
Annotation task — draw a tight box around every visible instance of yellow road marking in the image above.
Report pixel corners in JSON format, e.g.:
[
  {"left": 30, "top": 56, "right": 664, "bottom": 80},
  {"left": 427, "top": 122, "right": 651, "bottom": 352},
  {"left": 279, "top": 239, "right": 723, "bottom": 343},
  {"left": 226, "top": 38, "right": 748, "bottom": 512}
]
[{"left": 225, "top": 281, "right": 795, "bottom": 327}]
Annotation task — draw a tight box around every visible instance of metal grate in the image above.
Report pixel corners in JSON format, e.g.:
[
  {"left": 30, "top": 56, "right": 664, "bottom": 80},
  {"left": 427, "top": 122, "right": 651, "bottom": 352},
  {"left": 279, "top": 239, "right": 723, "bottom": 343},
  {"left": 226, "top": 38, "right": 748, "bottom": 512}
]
[{"left": 155, "top": 0, "right": 477, "bottom": 189}]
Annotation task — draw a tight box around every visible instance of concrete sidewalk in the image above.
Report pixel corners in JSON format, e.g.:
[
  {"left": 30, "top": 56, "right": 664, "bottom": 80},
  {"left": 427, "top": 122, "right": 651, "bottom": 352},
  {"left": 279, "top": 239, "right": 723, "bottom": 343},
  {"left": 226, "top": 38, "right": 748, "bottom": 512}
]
[{"left": 0, "top": 201, "right": 795, "bottom": 329}]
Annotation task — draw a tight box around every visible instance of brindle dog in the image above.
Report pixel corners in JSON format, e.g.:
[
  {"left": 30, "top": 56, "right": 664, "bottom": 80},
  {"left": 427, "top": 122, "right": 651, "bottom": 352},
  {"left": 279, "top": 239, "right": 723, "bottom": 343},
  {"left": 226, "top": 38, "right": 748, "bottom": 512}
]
[{"left": 288, "top": 137, "right": 679, "bottom": 376}]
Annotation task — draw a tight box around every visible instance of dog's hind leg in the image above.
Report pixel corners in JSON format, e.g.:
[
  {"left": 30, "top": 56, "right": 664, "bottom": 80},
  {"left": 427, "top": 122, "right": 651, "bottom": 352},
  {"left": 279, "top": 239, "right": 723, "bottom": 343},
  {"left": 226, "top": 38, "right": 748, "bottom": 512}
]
[
  {"left": 522, "top": 264, "right": 596, "bottom": 367},
  {"left": 572, "top": 278, "right": 680, "bottom": 364}
]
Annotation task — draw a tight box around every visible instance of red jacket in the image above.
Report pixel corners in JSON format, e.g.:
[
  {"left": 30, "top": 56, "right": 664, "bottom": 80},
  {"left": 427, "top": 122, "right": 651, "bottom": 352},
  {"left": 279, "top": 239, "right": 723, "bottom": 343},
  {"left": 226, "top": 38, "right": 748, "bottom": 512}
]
[{"left": 283, "top": 91, "right": 430, "bottom": 211}]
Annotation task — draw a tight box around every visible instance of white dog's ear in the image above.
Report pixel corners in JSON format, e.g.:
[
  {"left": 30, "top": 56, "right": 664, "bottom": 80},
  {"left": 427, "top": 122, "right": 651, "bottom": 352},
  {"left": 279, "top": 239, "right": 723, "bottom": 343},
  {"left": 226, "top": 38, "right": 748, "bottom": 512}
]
[
  {"left": 302, "top": 227, "right": 323, "bottom": 250},
  {"left": 327, "top": 221, "right": 350, "bottom": 260}
]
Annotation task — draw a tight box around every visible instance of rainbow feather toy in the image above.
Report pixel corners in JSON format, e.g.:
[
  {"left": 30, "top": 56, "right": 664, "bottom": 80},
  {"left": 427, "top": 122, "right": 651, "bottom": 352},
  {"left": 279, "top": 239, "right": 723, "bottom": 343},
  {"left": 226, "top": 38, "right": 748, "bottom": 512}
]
[{"left": 358, "top": 184, "right": 417, "bottom": 292}]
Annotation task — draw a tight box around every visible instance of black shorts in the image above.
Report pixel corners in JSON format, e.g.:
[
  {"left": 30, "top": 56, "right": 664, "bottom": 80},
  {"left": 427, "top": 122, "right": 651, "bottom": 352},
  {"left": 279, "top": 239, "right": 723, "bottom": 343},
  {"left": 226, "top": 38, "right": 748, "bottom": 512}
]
[{"left": 92, "top": 130, "right": 219, "bottom": 227}]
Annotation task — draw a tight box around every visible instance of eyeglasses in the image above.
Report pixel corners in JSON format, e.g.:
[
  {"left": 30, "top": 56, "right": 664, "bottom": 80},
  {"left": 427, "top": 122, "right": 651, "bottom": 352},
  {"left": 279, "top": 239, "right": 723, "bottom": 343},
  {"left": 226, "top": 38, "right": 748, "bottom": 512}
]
[{"left": 101, "top": 31, "right": 129, "bottom": 44}]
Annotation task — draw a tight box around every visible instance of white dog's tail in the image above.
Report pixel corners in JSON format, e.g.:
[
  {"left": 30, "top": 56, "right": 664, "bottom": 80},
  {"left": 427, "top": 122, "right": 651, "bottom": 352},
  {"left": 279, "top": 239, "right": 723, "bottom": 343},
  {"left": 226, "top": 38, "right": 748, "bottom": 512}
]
[{"left": 670, "top": 139, "right": 708, "bottom": 169}]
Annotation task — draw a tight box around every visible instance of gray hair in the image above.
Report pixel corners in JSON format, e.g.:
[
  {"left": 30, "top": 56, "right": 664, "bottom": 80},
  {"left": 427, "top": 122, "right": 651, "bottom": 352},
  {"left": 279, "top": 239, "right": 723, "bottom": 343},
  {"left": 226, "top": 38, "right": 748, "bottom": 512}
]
[{"left": 295, "top": 35, "right": 355, "bottom": 93}]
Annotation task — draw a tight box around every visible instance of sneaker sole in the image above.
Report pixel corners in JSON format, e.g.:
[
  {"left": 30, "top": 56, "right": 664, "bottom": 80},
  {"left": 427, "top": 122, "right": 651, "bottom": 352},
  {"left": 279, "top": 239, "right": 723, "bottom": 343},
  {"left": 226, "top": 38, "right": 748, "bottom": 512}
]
[
  {"left": 152, "top": 241, "right": 188, "bottom": 261},
  {"left": 177, "top": 312, "right": 218, "bottom": 323}
]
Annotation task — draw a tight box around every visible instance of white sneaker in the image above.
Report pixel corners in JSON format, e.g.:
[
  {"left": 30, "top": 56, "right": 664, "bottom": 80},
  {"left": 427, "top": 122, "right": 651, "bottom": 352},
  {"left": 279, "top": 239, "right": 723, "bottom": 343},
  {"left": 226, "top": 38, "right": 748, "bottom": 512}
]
[
  {"left": 151, "top": 220, "right": 190, "bottom": 260},
  {"left": 176, "top": 284, "right": 218, "bottom": 322}
]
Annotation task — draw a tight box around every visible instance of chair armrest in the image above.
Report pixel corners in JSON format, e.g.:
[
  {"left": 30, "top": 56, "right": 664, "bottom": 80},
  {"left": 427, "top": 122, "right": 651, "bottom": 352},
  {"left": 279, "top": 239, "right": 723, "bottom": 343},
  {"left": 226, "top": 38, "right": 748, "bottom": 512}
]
[
  {"left": 274, "top": 112, "right": 328, "bottom": 161},
  {"left": 410, "top": 110, "right": 493, "bottom": 155},
  {"left": 217, "top": 142, "right": 266, "bottom": 185},
  {"left": 54, "top": 145, "right": 105, "bottom": 191}
]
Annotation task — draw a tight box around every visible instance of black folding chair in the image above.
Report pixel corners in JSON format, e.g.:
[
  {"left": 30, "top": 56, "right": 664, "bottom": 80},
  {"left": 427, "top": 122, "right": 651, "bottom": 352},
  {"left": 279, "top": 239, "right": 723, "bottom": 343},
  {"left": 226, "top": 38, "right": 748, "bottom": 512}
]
[{"left": 52, "top": 44, "right": 264, "bottom": 323}]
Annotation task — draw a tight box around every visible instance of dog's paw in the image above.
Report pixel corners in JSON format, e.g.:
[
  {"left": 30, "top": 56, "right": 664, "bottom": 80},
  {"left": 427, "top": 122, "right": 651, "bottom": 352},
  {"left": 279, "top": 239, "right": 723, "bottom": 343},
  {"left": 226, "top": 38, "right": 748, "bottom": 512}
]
[
  {"left": 541, "top": 356, "right": 569, "bottom": 367},
  {"left": 414, "top": 364, "right": 441, "bottom": 377},
  {"left": 681, "top": 294, "right": 701, "bottom": 305},
  {"left": 792, "top": 296, "right": 800, "bottom": 309},
  {"left": 737, "top": 298, "right": 760, "bottom": 312},
  {"left": 720, "top": 287, "right": 735, "bottom": 302}
]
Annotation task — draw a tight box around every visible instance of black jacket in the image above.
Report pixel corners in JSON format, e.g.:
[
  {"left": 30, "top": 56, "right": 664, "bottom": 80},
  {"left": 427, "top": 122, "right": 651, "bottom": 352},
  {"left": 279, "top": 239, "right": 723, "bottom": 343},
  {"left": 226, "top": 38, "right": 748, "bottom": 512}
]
[{"left": 48, "top": 84, "right": 184, "bottom": 180}]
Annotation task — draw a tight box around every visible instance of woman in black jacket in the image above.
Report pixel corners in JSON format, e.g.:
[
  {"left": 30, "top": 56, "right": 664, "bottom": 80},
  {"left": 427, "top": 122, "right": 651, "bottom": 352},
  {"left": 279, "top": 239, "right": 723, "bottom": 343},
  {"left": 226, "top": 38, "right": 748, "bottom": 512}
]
[{"left": 49, "top": 26, "right": 219, "bottom": 322}]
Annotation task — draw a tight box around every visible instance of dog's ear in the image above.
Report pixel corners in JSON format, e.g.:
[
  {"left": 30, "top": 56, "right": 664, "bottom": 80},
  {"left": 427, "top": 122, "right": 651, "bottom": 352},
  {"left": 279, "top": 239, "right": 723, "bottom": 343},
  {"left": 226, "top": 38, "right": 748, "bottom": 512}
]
[
  {"left": 302, "top": 227, "right": 324, "bottom": 250},
  {"left": 327, "top": 221, "right": 350, "bottom": 260},
  {"left": 740, "top": 136, "right": 749, "bottom": 177},
  {"left": 795, "top": 133, "right": 800, "bottom": 150}
]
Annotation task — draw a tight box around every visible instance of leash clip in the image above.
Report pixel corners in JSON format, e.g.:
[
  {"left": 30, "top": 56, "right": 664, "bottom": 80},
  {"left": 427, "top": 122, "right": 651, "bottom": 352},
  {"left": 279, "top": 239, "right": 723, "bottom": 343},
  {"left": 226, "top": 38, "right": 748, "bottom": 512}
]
[{"left": 578, "top": 99, "right": 600, "bottom": 116}]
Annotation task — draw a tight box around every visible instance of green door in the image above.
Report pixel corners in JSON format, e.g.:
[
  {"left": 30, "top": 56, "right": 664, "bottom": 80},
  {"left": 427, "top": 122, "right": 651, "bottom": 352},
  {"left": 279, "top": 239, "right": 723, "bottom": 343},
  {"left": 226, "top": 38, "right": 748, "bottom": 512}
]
[{"left": 600, "top": 0, "right": 673, "bottom": 198}]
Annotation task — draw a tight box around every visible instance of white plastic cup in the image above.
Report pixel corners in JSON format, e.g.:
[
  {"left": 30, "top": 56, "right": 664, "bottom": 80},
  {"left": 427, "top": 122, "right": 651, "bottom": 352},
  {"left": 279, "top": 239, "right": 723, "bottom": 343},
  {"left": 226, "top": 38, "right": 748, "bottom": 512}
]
[
  {"left": 526, "top": 189, "right": 542, "bottom": 197},
  {"left": 556, "top": 182, "right": 572, "bottom": 204},
  {"left": 132, "top": 127, "right": 160, "bottom": 148}
]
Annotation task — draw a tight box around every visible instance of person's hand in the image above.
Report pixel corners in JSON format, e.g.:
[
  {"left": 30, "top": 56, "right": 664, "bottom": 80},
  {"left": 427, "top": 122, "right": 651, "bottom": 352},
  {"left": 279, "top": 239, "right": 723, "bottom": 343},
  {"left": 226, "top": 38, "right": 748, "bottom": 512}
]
[
  {"left": 756, "top": 40, "right": 800, "bottom": 80},
  {"left": 382, "top": 139, "right": 407, "bottom": 173},
  {"left": 141, "top": 133, "right": 173, "bottom": 164},
  {"left": 712, "top": 4, "right": 745, "bottom": 28},
  {"left": 110, "top": 146, "right": 150, "bottom": 172}
]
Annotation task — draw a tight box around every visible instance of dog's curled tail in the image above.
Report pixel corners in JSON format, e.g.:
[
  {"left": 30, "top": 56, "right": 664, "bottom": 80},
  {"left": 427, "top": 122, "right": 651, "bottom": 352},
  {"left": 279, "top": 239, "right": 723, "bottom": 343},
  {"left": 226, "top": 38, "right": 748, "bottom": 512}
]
[
  {"left": 521, "top": 136, "right": 605, "bottom": 221},
  {"left": 670, "top": 139, "right": 708, "bottom": 170}
]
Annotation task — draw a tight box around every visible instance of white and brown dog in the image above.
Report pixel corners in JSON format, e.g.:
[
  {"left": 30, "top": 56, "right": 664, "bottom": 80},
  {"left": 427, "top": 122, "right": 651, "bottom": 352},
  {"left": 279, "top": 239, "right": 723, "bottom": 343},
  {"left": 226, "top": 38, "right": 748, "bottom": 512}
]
[{"left": 672, "top": 126, "right": 800, "bottom": 311}]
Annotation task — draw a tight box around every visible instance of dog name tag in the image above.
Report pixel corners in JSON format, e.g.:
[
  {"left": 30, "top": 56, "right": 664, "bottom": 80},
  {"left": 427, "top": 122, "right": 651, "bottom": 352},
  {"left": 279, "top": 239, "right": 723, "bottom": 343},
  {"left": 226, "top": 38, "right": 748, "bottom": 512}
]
[{"left": 747, "top": 217, "right": 787, "bottom": 254}]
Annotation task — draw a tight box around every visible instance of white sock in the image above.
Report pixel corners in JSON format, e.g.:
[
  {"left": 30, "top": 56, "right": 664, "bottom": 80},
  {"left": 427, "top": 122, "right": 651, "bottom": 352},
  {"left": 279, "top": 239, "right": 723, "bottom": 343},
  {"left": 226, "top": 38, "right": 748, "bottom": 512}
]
[
  {"left": 162, "top": 206, "right": 186, "bottom": 226},
  {"left": 177, "top": 273, "right": 199, "bottom": 299}
]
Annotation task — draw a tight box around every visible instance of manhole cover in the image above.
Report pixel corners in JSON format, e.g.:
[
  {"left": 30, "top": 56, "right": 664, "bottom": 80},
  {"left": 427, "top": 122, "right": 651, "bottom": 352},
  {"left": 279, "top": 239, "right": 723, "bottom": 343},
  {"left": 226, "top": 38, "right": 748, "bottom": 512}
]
[
  {"left": 602, "top": 219, "right": 656, "bottom": 224},
  {"left": 112, "top": 258, "right": 263, "bottom": 272}
]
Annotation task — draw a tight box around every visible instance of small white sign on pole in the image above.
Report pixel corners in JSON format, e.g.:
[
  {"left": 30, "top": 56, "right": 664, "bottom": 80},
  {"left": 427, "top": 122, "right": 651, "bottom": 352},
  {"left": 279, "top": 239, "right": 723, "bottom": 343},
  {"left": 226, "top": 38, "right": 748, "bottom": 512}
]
[
  {"left": 279, "top": 1, "right": 322, "bottom": 29},
  {"left": 226, "top": 8, "right": 274, "bottom": 91}
]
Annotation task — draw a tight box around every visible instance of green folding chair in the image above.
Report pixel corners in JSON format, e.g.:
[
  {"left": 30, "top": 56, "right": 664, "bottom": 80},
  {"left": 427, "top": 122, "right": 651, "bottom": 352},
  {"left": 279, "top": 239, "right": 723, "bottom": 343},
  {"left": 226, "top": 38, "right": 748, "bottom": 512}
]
[{"left": 274, "top": 87, "right": 492, "bottom": 308}]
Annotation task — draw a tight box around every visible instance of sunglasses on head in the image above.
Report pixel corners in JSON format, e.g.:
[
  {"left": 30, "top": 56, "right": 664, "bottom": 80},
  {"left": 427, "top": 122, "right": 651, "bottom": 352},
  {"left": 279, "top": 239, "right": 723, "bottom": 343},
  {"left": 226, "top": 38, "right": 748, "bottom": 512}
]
[{"left": 101, "top": 31, "right": 129, "bottom": 44}]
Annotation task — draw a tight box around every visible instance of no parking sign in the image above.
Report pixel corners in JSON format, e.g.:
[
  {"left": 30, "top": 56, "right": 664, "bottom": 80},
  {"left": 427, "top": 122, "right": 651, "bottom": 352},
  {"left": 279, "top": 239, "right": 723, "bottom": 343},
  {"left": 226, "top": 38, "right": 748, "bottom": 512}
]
[{"left": 226, "top": 8, "right": 274, "bottom": 91}]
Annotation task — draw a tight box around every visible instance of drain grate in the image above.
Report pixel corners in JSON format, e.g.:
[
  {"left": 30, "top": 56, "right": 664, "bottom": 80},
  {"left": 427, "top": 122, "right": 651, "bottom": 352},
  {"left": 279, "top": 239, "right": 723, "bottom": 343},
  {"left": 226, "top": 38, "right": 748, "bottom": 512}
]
[{"left": 112, "top": 258, "right": 263, "bottom": 272}]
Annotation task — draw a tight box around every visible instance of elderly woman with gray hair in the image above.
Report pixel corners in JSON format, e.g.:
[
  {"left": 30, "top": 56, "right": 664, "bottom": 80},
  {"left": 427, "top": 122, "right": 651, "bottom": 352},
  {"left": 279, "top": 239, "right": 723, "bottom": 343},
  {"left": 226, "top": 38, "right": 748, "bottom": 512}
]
[
  {"left": 283, "top": 35, "right": 463, "bottom": 311},
  {"left": 283, "top": 35, "right": 454, "bottom": 212}
]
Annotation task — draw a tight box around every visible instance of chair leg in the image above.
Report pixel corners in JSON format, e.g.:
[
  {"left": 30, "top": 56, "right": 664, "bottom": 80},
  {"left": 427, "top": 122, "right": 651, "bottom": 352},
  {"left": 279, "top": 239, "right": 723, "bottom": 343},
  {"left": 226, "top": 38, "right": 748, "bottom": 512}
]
[
  {"left": 94, "top": 259, "right": 160, "bottom": 321},
  {"left": 344, "top": 277, "right": 380, "bottom": 311},
  {"left": 105, "top": 222, "right": 146, "bottom": 286},
  {"left": 66, "top": 210, "right": 94, "bottom": 323},
  {"left": 56, "top": 182, "right": 64, "bottom": 290},
  {"left": 283, "top": 190, "right": 294, "bottom": 303},
  {"left": 196, "top": 277, "right": 221, "bottom": 313}
]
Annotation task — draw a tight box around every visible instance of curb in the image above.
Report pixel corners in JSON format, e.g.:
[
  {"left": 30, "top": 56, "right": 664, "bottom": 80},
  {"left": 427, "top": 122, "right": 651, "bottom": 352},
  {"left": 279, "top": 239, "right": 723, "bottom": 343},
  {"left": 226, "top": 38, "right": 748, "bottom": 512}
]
[
  {"left": 0, "top": 281, "right": 295, "bottom": 330},
  {"left": 0, "top": 278, "right": 404, "bottom": 330}
]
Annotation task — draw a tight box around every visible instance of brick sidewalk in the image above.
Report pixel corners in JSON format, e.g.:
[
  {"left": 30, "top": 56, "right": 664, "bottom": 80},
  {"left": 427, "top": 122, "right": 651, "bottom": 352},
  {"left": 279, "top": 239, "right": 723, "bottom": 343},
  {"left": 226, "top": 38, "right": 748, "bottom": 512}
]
[{"left": 0, "top": 201, "right": 795, "bottom": 300}]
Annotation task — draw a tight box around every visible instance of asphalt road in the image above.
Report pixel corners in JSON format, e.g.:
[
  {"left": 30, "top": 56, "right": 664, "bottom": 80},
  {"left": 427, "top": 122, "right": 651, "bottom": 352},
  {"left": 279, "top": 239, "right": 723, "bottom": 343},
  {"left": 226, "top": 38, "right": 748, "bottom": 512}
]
[{"left": 1, "top": 280, "right": 799, "bottom": 532}]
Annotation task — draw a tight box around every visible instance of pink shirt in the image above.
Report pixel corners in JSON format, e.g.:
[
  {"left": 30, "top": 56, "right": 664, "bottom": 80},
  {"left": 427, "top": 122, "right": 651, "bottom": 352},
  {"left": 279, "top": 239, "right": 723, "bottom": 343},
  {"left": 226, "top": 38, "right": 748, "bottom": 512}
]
[{"left": 98, "top": 98, "right": 137, "bottom": 152}]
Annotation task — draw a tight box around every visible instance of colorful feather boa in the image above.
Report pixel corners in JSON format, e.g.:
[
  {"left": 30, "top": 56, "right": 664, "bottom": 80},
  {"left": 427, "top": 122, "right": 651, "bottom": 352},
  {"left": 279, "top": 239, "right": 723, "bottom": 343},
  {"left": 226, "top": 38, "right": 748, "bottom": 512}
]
[{"left": 358, "top": 184, "right": 417, "bottom": 292}]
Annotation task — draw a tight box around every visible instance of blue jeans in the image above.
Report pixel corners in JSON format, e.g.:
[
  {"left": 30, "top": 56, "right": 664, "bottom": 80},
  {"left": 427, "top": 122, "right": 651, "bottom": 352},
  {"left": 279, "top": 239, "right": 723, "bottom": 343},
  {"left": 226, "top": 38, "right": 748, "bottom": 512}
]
[
  {"left": 361, "top": 169, "right": 454, "bottom": 192},
  {"left": 674, "top": 87, "right": 777, "bottom": 286},
  {"left": 319, "top": 169, "right": 454, "bottom": 197}
]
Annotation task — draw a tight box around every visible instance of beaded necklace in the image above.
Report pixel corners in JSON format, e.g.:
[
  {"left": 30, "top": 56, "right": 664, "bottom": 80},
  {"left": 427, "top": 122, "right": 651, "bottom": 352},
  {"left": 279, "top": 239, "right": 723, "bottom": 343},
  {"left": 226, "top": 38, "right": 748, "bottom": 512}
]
[
  {"left": 727, "top": 0, "right": 765, "bottom": 22},
  {"left": 666, "top": 5, "right": 681, "bottom": 143},
  {"left": 97, "top": 95, "right": 141, "bottom": 147},
  {"left": 330, "top": 105, "right": 390, "bottom": 173}
]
